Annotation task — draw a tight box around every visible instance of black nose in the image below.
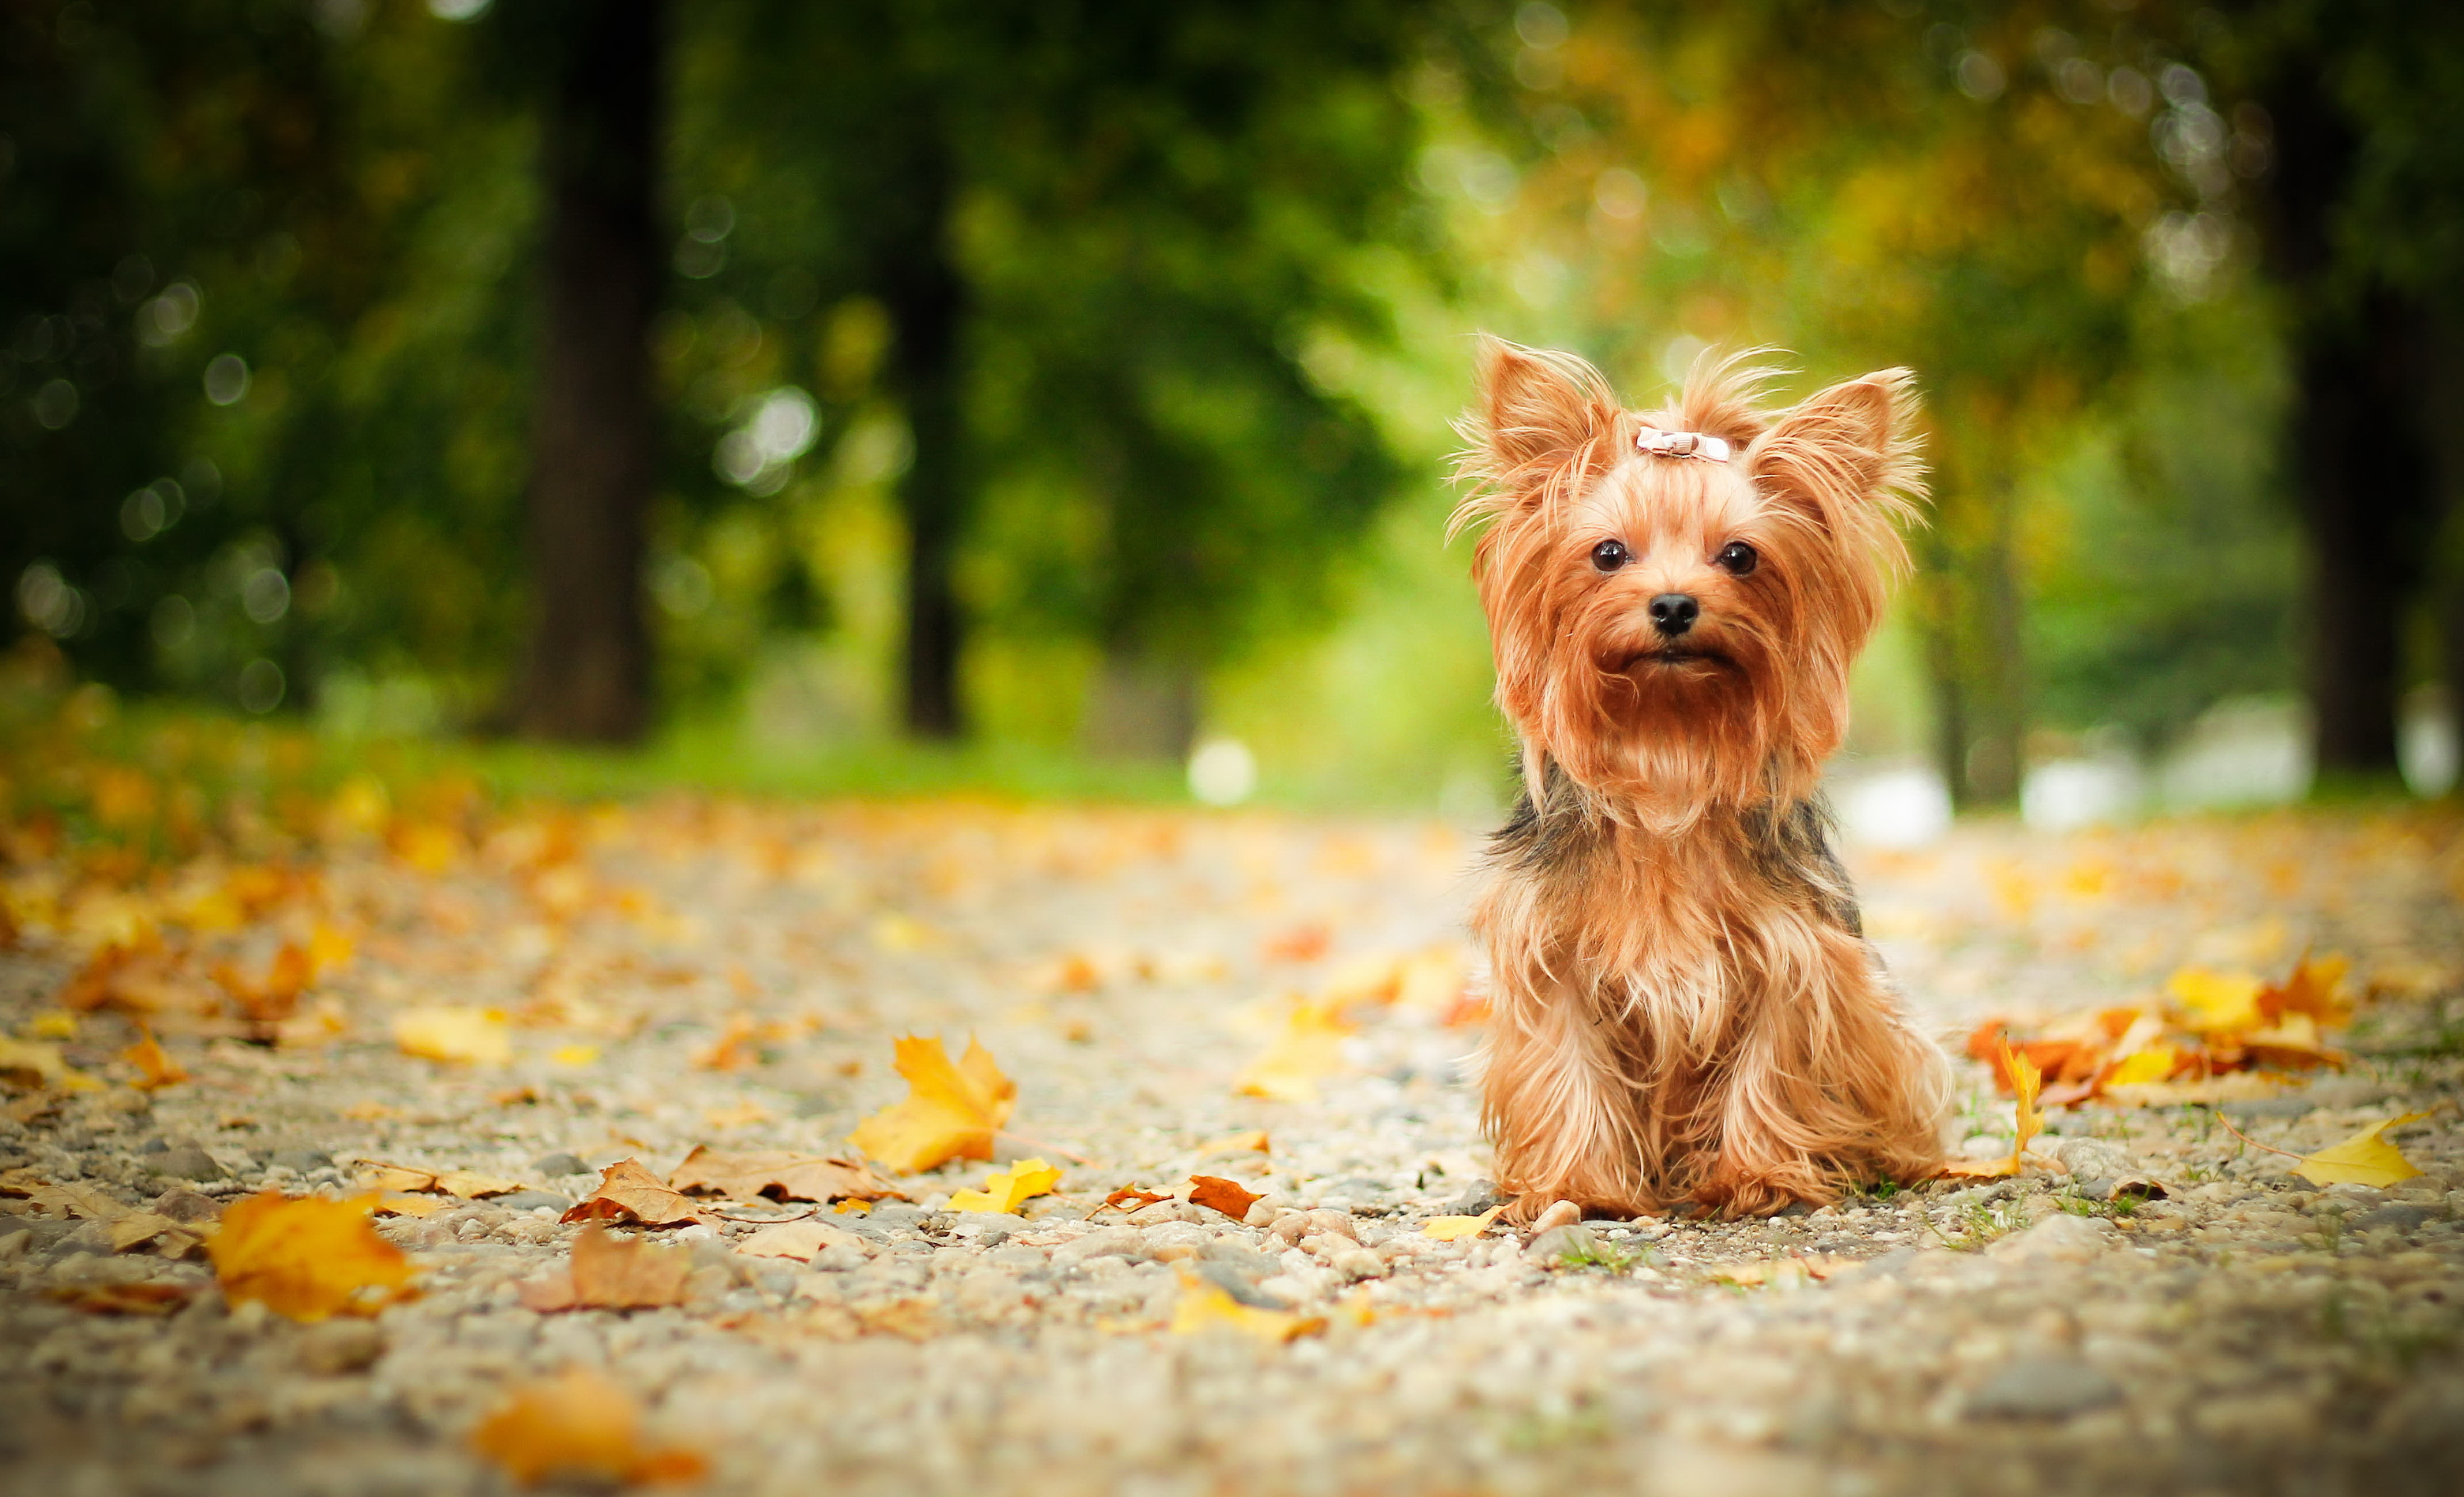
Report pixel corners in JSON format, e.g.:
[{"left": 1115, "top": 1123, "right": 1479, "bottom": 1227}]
[{"left": 1649, "top": 593, "right": 1699, "bottom": 636}]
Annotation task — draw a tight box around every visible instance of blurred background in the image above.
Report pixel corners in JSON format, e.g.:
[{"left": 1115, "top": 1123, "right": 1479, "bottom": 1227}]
[{"left": 4, "top": 0, "right": 2461, "bottom": 837}]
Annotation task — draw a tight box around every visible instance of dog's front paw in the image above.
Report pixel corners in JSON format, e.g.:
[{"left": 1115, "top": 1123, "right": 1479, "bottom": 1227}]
[{"left": 1498, "top": 1192, "right": 1575, "bottom": 1228}]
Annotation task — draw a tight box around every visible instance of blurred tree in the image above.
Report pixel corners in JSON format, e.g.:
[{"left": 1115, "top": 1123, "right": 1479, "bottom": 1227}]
[{"left": 510, "top": 0, "right": 666, "bottom": 744}]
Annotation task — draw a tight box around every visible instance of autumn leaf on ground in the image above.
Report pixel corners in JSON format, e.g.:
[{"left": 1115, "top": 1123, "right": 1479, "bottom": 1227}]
[
  {"left": 0, "top": 1035, "right": 101, "bottom": 1093},
  {"left": 665, "top": 1146, "right": 904, "bottom": 1205},
  {"left": 1168, "top": 1267, "right": 1325, "bottom": 1344},
  {"left": 1199, "top": 1130, "right": 1270, "bottom": 1157},
  {"left": 560, "top": 1160, "right": 713, "bottom": 1228},
  {"left": 207, "top": 1192, "right": 417, "bottom": 1322},
  {"left": 51, "top": 1280, "right": 201, "bottom": 1315},
  {"left": 212, "top": 941, "right": 313, "bottom": 1027},
  {"left": 1235, "top": 999, "right": 1350, "bottom": 1102},
  {"left": 1103, "top": 1186, "right": 1172, "bottom": 1211},
  {"left": 470, "top": 1367, "right": 706, "bottom": 1487},
  {"left": 121, "top": 1024, "right": 186, "bottom": 1090},
  {"left": 1422, "top": 1206, "right": 1502, "bottom": 1241},
  {"left": 355, "top": 1160, "right": 524, "bottom": 1199},
  {"left": 520, "top": 1225, "right": 690, "bottom": 1311},
  {"left": 2294, "top": 1111, "right": 2429, "bottom": 1189},
  {"left": 1186, "top": 1175, "right": 1261, "bottom": 1221},
  {"left": 1940, "top": 1038, "right": 2042, "bottom": 1180},
  {"left": 695, "top": 1014, "right": 760, "bottom": 1072},
  {"left": 393, "top": 1005, "right": 512, "bottom": 1065},
  {"left": 947, "top": 1157, "right": 1061, "bottom": 1214},
  {"left": 846, "top": 1035, "right": 1015, "bottom": 1173},
  {"left": 1710, "top": 1255, "right": 1857, "bottom": 1286},
  {"left": 2259, "top": 951, "right": 2353, "bottom": 1028},
  {"left": 736, "top": 1220, "right": 871, "bottom": 1262},
  {"left": 2166, "top": 968, "right": 2264, "bottom": 1033}
]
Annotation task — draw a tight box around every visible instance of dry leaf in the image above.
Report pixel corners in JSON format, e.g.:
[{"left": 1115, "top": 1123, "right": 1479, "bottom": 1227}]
[
  {"left": 2259, "top": 951, "right": 2353, "bottom": 1028},
  {"left": 357, "top": 1160, "right": 524, "bottom": 1199},
  {"left": 1234, "top": 1000, "right": 1349, "bottom": 1102},
  {"left": 1940, "top": 1039, "right": 2043, "bottom": 1180},
  {"left": 666, "top": 1146, "right": 904, "bottom": 1204},
  {"left": 374, "top": 1193, "right": 451, "bottom": 1217},
  {"left": 702, "top": 1101, "right": 770, "bottom": 1130},
  {"left": 695, "top": 1014, "right": 761, "bottom": 1072},
  {"left": 947, "top": 1158, "right": 1062, "bottom": 1214},
  {"left": 561, "top": 1159, "right": 712, "bottom": 1228},
  {"left": 1168, "top": 1268, "right": 1325, "bottom": 1343},
  {"left": 0, "top": 1036, "right": 100, "bottom": 1093},
  {"left": 736, "top": 1220, "right": 868, "bottom": 1262},
  {"left": 121, "top": 1025, "right": 186, "bottom": 1090},
  {"left": 1199, "top": 1130, "right": 1271, "bottom": 1157},
  {"left": 207, "top": 1192, "right": 417, "bottom": 1322},
  {"left": 1103, "top": 1186, "right": 1171, "bottom": 1210},
  {"left": 1187, "top": 1175, "right": 1262, "bottom": 1221},
  {"left": 470, "top": 1367, "right": 706, "bottom": 1487},
  {"left": 51, "top": 1280, "right": 201, "bottom": 1315},
  {"left": 393, "top": 1006, "right": 512, "bottom": 1065},
  {"left": 2166, "top": 968, "right": 2264, "bottom": 1033},
  {"left": 106, "top": 1211, "right": 190, "bottom": 1252},
  {"left": 1422, "top": 1206, "right": 1503, "bottom": 1241},
  {"left": 1709, "top": 1255, "right": 1856, "bottom": 1286},
  {"left": 846, "top": 1035, "right": 1015, "bottom": 1173},
  {"left": 520, "top": 1225, "right": 691, "bottom": 1311},
  {"left": 2295, "top": 1111, "right": 2429, "bottom": 1190}
]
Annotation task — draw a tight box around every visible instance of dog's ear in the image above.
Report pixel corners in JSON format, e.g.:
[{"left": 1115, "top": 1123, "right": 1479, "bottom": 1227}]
[
  {"left": 1746, "top": 369, "right": 1922, "bottom": 526},
  {"left": 1477, "top": 337, "right": 1613, "bottom": 477}
]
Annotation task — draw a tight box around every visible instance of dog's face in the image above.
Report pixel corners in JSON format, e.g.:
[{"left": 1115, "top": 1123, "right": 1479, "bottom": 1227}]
[{"left": 1453, "top": 340, "right": 1920, "bottom": 816}]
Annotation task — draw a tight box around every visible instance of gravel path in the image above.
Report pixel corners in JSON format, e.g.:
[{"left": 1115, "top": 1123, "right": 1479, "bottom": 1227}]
[{"left": 2, "top": 789, "right": 2459, "bottom": 1496}]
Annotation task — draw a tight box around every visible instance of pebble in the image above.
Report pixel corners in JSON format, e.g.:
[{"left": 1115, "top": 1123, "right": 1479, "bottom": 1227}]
[{"left": 1963, "top": 1355, "right": 2125, "bottom": 1419}]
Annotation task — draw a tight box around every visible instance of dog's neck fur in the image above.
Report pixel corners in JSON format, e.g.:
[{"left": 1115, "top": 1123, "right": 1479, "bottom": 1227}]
[{"left": 1490, "top": 756, "right": 1863, "bottom": 940}]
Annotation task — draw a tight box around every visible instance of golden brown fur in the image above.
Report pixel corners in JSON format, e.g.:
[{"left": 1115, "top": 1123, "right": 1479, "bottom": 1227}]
[{"left": 1452, "top": 338, "right": 1951, "bottom": 1220}]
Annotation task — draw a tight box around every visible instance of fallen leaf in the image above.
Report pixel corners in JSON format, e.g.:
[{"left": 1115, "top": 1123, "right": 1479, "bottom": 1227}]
[
  {"left": 106, "top": 1211, "right": 190, "bottom": 1252},
  {"left": 121, "top": 1025, "right": 187, "bottom": 1091},
  {"left": 373, "top": 1193, "right": 451, "bottom": 1217},
  {"left": 520, "top": 1225, "right": 691, "bottom": 1311},
  {"left": 561, "top": 1159, "right": 712, "bottom": 1228},
  {"left": 702, "top": 1101, "right": 770, "bottom": 1130},
  {"left": 1710, "top": 1255, "right": 1856, "bottom": 1286},
  {"left": 948, "top": 1158, "right": 1062, "bottom": 1214},
  {"left": 666, "top": 1146, "right": 904, "bottom": 1204},
  {"left": 2009, "top": 1039, "right": 2043, "bottom": 1167},
  {"left": 1234, "top": 999, "right": 1350, "bottom": 1102},
  {"left": 393, "top": 1006, "right": 512, "bottom": 1065},
  {"left": 2103, "top": 1045, "right": 2181, "bottom": 1087},
  {"left": 207, "top": 1192, "right": 417, "bottom": 1322},
  {"left": 470, "top": 1367, "right": 706, "bottom": 1487},
  {"left": 51, "top": 1280, "right": 201, "bottom": 1315},
  {"left": 355, "top": 1161, "right": 524, "bottom": 1199},
  {"left": 0, "top": 1035, "right": 101, "bottom": 1093},
  {"left": 1422, "top": 1206, "right": 1502, "bottom": 1241},
  {"left": 2259, "top": 951, "right": 2353, "bottom": 1028},
  {"left": 212, "top": 941, "right": 315, "bottom": 1027},
  {"left": 1103, "top": 1186, "right": 1172, "bottom": 1210},
  {"left": 2295, "top": 1111, "right": 2429, "bottom": 1190},
  {"left": 340, "top": 1100, "right": 400, "bottom": 1121},
  {"left": 736, "top": 1220, "right": 868, "bottom": 1262},
  {"left": 1186, "top": 1175, "right": 1262, "bottom": 1221},
  {"left": 550, "top": 1044, "right": 599, "bottom": 1067},
  {"left": 1168, "top": 1268, "right": 1325, "bottom": 1343},
  {"left": 1262, "top": 924, "right": 1329, "bottom": 962},
  {"left": 846, "top": 1035, "right": 1016, "bottom": 1173},
  {"left": 22, "top": 1179, "right": 132, "bottom": 1222},
  {"left": 1199, "top": 1130, "right": 1271, "bottom": 1157},
  {"left": 695, "top": 1014, "right": 761, "bottom": 1072},
  {"left": 2166, "top": 967, "right": 2264, "bottom": 1033}
]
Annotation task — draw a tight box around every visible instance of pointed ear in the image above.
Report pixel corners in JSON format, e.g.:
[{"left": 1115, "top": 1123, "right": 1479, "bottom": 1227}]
[
  {"left": 1747, "top": 369, "right": 1919, "bottom": 516},
  {"left": 1477, "top": 337, "right": 1613, "bottom": 475}
]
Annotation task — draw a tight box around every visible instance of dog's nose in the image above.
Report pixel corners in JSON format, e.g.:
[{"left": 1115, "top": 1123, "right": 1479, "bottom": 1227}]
[{"left": 1649, "top": 593, "right": 1699, "bottom": 636}]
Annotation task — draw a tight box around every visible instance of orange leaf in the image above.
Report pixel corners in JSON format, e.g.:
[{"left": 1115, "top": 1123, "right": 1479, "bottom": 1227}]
[
  {"left": 206, "top": 1192, "right": 417, "bottom": 1322},
  {"left": 120, "top": 1024, "right": 186, "bottom": 1091},
  {"left": 845, "top": 1035, "right": 1015, "bottom": 1173},
  {"left": 519, "top": 1226, "right": 690, "bottom": 1311},
  {"left": 2005, "top": 1035, "right": 2043, "bottom": 1170},
  {"left": 51, "top": 1280, "right": 201, "bottom": 1315},
  {"left": 1188, "top": 1175, "right": 1262, "bottom": 1221},
  {"left": 470, "top": 1367, "right": 706, "bottom": 1487},
  {"left": 1104, "top": 1186, "right": 1171, "bottom": 1210},
  {"left": 666, "top": 1146, "right": 903, "bottom": 1205},
  {"left": 560, "top": 1160, "right": 712, "bottom": 1228}
]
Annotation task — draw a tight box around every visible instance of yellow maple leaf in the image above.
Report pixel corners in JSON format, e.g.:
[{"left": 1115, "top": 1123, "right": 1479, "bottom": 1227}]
[
  {"left": 0, "top": 1036, "right": 102, "bottom": 1093},
  {"left": 1234, "top": 999, "right": 1350, "bottom": 1102},
  {"left": 847, "top": 1035, "right": 1015, "bottom": 1173},
  {"left": 122, "top": 1025, "right": 187, "bottom": 1091},
  {"left": 393, "top": 1006, "right": 512, "bottom": 1065},
  {"left": 470, "top": 1367, "right": 706, "bottom": 1487},
  {"left": 1168, "top": 1269, "right": 1325, "bottom": 1344},
  {"left": 206, "top": 1192, "right": 417, "bottom": 1322},
  {"left": 947, "top": 1157, "right": 1062, "bottom": 1214},
  {"left": 2166, "top": 968, "right": 2263, "bottom": 1033},
  {"left": 2296, "top": 1112, "right": 2428, "bottom": 1190},
  {"left": 1422, "top": 1206, "right": 1502, "bottom": 1241},
  {"left": 2007, "top": 1037, "right": 2043, "bottom": 1171}
]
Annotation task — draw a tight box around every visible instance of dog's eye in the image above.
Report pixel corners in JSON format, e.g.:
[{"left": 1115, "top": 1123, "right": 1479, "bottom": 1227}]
[
  {"left": 1715, "top": 541, "right": 1758, "bottom": 576},
  {"left": 1591, "top": 539, "right": 1629, "bottom": 572}
]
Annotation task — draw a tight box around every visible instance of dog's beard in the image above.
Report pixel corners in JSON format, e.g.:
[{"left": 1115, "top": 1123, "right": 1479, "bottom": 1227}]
[{"left": 1550, "top": 641, "right": 1788, "bottom": 827}]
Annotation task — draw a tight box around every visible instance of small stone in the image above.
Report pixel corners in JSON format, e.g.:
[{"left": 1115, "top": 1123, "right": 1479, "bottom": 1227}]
[
  {"left": 492, "top": 1189, "right": 573, "bottom": 1212},
  {"left": 147, "top": 1144, "right": 226, "bottom": 1181},
  {"left": 1198, "top": 1240, "right": 1280, "bottom": 1277},
  {"left": 1987, "top": 1214, "right": 2113, "bottom": 1263},
  {"left": 1964, "top": 1356, "right": 2123, "bottom": 1419},
  {"left": 295, "top": 1320, "right": 388, "bottom": 1375},
  {"left": 2351, "top": 1202, "right": 2437, "bottom": 1235},
  {"left": 149, "top": 1188, "right": 223, "bottom": 1224},
  {"left": 531, "top": 1152, "right": 589, "bottom": 1177},
  {"left": 1327, "top": 1247, "right": 1385, "bottom": 1280},
  {"left": 1444, "top": 1179, "right": 1503, "bottom": 1217},
  {"left": 1192, "top": 1259, "right": 1288, "bottom": 1308},
  {"left": 270, "top": 1149, "right": 333, "bottom": 1175},
  {"left": 1528, "top": 1224, "right": 1600, "bottom": 1266}
]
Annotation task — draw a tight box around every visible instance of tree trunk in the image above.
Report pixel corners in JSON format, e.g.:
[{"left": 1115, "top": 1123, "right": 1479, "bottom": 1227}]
[
  {"left": 1915, "top": 474, "right": 2024, "bottom": 812},
  {"left": 2255, "top": 61, "right": 2433, "bottom": 781},
  {"left": 880, "top": 138, "right": 969, "bottom": 741},
  {"left": 514, "top": 0, "right": 663, "bottom": 744}
]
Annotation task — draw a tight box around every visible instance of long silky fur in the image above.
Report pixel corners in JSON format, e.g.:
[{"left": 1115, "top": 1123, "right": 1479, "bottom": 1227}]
[{"left": 1454, "top": 337, "right": 1951, "bottom": 1220}]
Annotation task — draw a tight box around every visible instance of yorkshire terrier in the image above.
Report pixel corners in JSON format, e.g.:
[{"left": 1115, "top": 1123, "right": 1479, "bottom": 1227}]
[{"left": 1452, "top": 338, "right": 1951, "bottom": 1221}]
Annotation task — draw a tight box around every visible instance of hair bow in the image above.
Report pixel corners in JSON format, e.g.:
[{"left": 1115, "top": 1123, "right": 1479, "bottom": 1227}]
[{"left": 1636, "top": 427, "right": 1731, "bottom": 462}]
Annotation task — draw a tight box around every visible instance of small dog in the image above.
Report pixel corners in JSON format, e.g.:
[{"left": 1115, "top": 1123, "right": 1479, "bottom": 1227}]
[{"left": 1452, "top": 337, "right": 1951, "bottom": 1220}]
